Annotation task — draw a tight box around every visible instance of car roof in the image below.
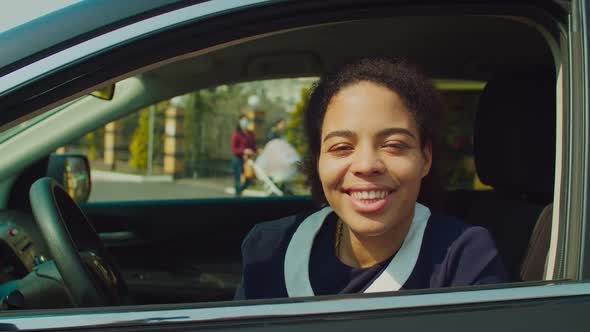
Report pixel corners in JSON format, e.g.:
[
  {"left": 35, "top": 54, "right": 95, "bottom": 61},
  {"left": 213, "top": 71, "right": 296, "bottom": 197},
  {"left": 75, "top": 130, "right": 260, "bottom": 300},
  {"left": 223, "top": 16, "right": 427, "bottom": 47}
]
[
  {"left": 0, "top": 0, "right": 187, "bottom": 76},
  {"left": 0, "top": 0, "right": 569, "bottom": 78}
]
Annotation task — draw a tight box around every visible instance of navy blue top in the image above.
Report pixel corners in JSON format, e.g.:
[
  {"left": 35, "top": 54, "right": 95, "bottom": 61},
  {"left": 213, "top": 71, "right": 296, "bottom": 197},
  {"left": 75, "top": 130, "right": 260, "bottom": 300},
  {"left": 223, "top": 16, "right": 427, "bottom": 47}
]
[{"left": 234, "top": 210, "right": 507, "bottom": 300}]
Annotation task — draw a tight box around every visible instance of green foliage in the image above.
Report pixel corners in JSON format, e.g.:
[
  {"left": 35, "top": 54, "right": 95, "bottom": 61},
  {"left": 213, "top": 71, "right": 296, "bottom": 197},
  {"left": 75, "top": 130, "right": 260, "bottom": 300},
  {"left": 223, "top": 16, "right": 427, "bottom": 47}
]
[
  {"left": 84, "top": 129, "right": 103, "bottom": 160},
  {"left": 128, "top": 108, "right": 150, "bottom": 169},
  {"left": 286, "top": 87, "right": 309, "bottom": 156},
  {"left": 71, "top": 128, "right": 103, "bottom": 161},
  {"left": 127, "top": 102, "right": 167, "bottom": 171},
  {"left": 83, "top": 132, "right": 98, "bottom": 160}
]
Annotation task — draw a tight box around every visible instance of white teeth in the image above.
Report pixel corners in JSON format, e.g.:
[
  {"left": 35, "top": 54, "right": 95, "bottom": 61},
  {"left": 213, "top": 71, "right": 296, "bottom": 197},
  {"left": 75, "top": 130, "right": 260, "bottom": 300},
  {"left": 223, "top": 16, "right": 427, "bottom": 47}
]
[{"left": 351, "top": 191, "right": 388, "bottom": 199}]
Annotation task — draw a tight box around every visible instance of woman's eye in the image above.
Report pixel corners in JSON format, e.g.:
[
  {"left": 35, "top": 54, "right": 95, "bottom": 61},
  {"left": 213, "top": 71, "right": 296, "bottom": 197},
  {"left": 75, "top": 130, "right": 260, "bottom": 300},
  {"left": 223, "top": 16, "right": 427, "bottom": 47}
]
[
  {"left": 328, "top": 144, "right": 353, "bottom": 154},
  {"left": 383, "top": 142, "right": 408, "bottom": 152}
]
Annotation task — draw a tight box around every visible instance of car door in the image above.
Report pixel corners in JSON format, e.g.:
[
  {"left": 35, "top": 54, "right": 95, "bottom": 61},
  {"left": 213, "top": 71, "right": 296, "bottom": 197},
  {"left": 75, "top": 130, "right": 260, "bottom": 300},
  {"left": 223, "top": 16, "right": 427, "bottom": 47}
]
[
  {"left": 81, "top": 196, "right": 314, "bottom": 303},
  {"left": 0, "top": 0, "right": 589, "bottom": 331}
]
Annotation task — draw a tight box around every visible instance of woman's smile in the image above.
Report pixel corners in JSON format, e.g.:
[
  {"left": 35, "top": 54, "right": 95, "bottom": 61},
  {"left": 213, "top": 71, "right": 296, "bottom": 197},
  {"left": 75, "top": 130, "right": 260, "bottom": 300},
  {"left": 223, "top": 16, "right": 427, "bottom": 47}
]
[{"left": 344, "top": 185, "right": 395, "bottom": 213}]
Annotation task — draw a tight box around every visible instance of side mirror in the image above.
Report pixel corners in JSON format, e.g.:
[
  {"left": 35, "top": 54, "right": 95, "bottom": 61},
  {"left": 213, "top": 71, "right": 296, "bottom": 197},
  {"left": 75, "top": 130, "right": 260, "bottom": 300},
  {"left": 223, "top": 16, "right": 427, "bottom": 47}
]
[{"left": 46, "top": 154, "right": 92, "bottom": 203}]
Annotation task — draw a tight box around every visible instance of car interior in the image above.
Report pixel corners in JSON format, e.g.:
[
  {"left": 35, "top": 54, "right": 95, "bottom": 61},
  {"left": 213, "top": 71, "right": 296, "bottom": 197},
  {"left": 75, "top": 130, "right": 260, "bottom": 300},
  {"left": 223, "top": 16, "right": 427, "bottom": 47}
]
[{"left": 0, "top": 10, "right": 561, "bottom": 308}]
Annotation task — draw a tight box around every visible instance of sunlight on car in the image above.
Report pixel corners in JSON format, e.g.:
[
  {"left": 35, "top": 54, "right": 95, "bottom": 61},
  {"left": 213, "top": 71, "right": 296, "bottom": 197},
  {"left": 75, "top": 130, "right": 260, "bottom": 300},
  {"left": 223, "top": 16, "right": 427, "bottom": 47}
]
[{"left": 0, "top": 0, "right": 81, "bottom": 33}]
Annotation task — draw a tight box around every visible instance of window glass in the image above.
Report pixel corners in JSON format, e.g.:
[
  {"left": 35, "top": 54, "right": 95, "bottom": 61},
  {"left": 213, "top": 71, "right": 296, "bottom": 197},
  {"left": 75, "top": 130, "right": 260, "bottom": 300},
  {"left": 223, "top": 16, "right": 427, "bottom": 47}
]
[{"left": 64, "top": 78, "right": 316, "bottom": 202}]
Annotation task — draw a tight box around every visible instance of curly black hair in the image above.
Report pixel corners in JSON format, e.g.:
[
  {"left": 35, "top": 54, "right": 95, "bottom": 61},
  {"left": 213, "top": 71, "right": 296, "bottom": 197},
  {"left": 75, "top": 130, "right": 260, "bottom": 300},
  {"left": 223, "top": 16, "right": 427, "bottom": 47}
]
[{"left": 302, "top": 57, "right": 441, "bottom": 205}]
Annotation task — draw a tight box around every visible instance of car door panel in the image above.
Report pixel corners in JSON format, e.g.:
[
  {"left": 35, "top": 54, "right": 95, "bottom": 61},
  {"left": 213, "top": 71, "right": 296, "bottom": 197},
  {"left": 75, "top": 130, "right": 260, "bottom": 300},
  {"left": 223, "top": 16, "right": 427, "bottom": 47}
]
[
  {"left": 5, "top": 285, "right": 590, "bottom": 331},
  {"left": 80, "top": 197, "right": 315, "bottom": 302}
]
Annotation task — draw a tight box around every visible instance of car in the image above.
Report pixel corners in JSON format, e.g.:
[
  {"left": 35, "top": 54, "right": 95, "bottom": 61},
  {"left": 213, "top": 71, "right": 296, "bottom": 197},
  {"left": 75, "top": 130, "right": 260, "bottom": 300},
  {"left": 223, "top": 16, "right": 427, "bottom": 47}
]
[{"left": 0, "top": 0, "right": 588, "bottom": 331}]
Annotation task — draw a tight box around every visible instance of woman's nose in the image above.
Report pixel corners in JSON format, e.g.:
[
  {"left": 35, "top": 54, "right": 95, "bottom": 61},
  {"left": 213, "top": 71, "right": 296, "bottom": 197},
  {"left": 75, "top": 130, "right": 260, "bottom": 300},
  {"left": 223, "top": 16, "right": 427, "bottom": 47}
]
[{"left": 350, "top": 147, "right": 385, "bottom": 175}]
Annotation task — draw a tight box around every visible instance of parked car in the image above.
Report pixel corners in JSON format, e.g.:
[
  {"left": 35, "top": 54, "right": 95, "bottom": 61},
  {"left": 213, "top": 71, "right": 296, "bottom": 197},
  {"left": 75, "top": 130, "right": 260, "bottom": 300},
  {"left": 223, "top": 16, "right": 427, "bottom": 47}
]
[{"left": 0, "top": 0, "right": 588, "bottom": 331}]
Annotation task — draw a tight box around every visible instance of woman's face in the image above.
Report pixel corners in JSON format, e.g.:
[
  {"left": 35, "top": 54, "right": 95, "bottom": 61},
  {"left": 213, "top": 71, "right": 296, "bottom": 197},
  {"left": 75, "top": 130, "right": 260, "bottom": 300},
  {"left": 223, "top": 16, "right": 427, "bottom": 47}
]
[
  {"left": 239, "top": 117, "right": 249, "bottom": 130},
  {"left": 318, "top": 81, "right": 431, "bottom": 237}
]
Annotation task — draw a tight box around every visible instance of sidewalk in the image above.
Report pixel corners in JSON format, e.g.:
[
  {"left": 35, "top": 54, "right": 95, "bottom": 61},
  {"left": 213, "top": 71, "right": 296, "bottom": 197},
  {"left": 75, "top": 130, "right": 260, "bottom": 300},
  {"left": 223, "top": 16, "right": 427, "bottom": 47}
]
[
  {"left": 92, "top": 169, "right": 269, "bottom": 197},
  {"left": 177, "top": 177, "right": 269, "bottom": 197},
  {"left": 89, "top": 160, "right": 301, "bottom": 197},
  {"left": 92, "top": 169, "right": 173, "bottom": 183}
]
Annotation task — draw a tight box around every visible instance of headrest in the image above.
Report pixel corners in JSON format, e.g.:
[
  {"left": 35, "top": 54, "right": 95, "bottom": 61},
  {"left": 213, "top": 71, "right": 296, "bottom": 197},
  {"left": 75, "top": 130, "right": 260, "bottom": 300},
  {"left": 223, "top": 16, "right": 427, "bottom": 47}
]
[{"left": 474, "top": 67, "right": 556, "bottom": 195}]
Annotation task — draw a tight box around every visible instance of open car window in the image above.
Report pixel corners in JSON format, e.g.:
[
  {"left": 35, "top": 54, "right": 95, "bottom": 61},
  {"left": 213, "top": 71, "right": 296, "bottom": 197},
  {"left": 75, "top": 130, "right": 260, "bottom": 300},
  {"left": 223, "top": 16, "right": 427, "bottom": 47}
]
[
  {"left": 61, "top": 78, "right": 485, "bottom": 202},
  {"left": 0, "top": 0, "right": 588, "bottom": 331},
  {"left": 65, "top": 78, "right": 316, "bottom": 201}
]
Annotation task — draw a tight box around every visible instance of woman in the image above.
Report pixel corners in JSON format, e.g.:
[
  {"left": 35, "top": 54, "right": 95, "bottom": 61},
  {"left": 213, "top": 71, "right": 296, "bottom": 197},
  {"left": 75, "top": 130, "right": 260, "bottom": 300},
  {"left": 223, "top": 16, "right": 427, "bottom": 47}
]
[
  {"left": 230, "top": 115, "right": 256, "bottom": 196},
  {"left": 235, "top": 57, "right": 507, "bottom": 299}
]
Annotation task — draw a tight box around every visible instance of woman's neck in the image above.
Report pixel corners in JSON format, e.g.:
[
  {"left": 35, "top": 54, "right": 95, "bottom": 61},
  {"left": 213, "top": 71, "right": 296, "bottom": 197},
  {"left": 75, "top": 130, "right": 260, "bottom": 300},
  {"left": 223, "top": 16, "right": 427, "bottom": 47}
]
[{"left": 337, "top": 218, "right": 412, "bottom": 268}]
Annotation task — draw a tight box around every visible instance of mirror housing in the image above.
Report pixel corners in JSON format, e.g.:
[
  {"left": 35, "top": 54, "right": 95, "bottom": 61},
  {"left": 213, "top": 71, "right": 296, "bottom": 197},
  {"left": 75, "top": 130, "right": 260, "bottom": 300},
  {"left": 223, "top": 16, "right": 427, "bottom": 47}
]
[
  {"left": 89, "top": 84, "right": 115, "bottom": 100},
  {"left": 46, "top": 154, "right": 92, "bottom": 203}
]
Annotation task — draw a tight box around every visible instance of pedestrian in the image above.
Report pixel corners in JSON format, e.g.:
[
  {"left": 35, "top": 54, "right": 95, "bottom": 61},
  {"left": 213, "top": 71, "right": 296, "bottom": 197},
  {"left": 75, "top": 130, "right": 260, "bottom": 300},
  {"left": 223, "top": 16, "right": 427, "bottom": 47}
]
[{"left": 230, "top": 115, "right": 256, "bottom": 196}]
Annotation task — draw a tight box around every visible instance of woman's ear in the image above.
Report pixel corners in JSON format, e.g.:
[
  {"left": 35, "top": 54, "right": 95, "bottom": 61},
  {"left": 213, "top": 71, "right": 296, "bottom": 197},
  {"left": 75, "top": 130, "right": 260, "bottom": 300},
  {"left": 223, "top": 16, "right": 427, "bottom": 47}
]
[{"left": 421, "top": 142, "right": 432, "bottom": 178}]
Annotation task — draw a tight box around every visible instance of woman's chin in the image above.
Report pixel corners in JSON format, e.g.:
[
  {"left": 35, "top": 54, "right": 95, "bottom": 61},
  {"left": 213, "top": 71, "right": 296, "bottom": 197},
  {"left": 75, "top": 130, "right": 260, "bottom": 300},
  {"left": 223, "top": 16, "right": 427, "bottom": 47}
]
[{"left": 345, "top": 217, "right": 392, "bottom": 237}]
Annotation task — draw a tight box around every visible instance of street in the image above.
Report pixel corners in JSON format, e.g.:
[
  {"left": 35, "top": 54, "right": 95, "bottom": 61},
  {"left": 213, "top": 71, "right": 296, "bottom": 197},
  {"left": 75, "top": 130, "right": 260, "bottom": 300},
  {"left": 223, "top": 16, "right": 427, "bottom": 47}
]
[{"left": 89, "top": 178, "right": 233, "bottom": 202}]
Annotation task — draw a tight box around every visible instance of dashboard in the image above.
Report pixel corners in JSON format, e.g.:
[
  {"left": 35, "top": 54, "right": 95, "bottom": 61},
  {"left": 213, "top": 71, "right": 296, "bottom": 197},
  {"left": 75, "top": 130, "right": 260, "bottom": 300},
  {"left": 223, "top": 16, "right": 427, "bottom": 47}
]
[{"left": 0, "top": 211, "right": 46, "bottom": 283}]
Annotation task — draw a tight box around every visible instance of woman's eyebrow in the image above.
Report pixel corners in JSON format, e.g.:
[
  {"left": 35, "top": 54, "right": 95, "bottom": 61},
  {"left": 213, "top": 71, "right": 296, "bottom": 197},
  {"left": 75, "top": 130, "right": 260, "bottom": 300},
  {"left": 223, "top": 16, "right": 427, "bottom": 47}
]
[
  {"left": 322, "top": 130, "right": 355, "bottom": 142},
  {"left": 377, "top": 127, "right": 416, "bottom": 140}
]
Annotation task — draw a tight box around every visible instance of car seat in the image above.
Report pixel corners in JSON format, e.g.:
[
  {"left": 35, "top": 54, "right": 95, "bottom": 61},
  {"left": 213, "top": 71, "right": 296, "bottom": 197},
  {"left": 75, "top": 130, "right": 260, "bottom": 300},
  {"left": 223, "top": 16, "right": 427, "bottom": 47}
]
[{"left": 444, "top": 67, "right": 556, "bottom": 282}]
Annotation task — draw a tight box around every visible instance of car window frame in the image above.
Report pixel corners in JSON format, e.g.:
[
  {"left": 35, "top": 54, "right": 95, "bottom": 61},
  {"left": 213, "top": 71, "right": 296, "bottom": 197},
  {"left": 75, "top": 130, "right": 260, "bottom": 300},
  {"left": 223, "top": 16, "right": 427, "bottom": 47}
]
[{"left": 0, "top": 0, "right": 272, "bottom": 96}]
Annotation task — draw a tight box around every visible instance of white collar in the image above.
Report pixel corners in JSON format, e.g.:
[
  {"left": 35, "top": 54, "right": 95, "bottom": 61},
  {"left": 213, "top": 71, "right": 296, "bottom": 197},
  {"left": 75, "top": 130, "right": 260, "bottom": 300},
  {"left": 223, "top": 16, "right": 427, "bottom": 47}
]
[{"left": 284, "top": 203, "right": 431, "bottom": 297}]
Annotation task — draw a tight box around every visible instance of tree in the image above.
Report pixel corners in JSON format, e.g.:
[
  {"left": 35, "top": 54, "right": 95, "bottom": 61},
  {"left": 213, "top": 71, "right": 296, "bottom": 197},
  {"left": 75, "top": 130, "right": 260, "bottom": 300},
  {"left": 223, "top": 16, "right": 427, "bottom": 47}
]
[
  {"left": 82, "top": 131, "right": 98, "bottom": 160},
  {"left": 128, "top": 108, "right": 150, "bottom": 169},
  {"left": 286, "top": 87, "right": 309, "bottom": 156},
  {"left": 73, "top": 128, "right": 103, "bottom": 161}
]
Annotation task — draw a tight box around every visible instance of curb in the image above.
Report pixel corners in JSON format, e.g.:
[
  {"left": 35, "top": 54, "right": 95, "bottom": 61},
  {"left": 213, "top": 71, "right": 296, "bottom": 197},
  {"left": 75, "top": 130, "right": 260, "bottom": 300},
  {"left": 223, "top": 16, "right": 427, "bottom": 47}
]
[
  {"left": 223, "top": 187, "right": 269, "bottom": 197},
  {"left": 92, "top": 170, "right": 174, "bottom": 183}
]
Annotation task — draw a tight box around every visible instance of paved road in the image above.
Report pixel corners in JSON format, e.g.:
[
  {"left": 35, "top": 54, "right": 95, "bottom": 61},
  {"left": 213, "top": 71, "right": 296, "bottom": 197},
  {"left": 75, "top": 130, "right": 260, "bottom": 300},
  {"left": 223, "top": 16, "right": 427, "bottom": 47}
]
[{"left": 89, "top": 180, "right": 232, "bottom": 202}]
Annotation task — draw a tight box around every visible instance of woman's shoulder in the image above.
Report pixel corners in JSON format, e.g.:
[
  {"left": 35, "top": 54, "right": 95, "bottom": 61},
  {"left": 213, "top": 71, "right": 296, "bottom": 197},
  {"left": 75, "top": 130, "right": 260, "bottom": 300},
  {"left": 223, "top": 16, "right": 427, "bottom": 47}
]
[
  {"left": 416, "top": 212, "right": 508, "bottom": 286},
  {"left": 425, "top": 213, "right": 497, "bottom": 253},
  {"left": 428, "top": 212, "right": 490, "bottom": 234},
  {"left": 241, "top": 209, "right": 316, "bottom": 260},
  {"left": 246, "top": 209, "right": 315, "bottom": 236}
]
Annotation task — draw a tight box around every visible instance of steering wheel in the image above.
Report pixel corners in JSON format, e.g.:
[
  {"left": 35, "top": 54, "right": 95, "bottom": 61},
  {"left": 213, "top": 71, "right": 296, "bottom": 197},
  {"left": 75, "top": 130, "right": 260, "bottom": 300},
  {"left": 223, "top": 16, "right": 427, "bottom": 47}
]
[{"left": 29, "top": 177, "right": 126, "bottom": 307}]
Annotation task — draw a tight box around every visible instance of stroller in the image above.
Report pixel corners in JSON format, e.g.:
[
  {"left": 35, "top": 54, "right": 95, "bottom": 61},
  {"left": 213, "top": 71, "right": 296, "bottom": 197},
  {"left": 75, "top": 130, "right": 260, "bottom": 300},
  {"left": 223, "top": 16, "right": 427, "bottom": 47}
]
[{"left": 247, "top": 138, "right": 300, "bottom": 196}]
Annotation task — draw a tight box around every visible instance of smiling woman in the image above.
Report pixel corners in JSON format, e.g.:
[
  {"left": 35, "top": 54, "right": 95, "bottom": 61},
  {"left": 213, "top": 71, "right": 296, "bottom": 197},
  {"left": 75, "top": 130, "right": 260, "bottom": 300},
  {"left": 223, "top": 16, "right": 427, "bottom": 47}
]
[{"left": 235, "top": 58, "right": 508, "bottom": 300}]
